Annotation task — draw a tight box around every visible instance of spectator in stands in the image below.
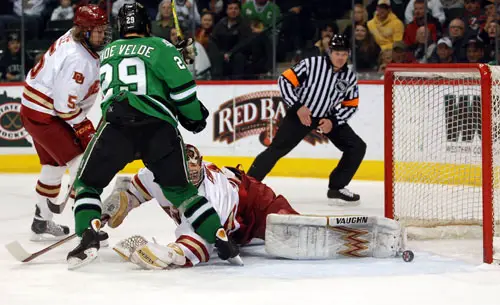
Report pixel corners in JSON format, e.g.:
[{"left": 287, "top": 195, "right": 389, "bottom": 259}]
[
  {"left": 466, "top": 38, "right": 488, "bottom": 62},
  {"left": 367, "top": 0, "right": 404, "bottom": 50},
  {"left": 479, "top": 20, "right": 499, "bottom": 60},
  {"left": 391, "top": 40, "right": 416, "bottom": 63},
  {"left": 448, "top": 18, "right": 468, "bottom": 61},
  {"left": 377, "top": 48, "right": 392, "bottom": 73},
  {"left": 0, "top": 32, "right": 32, "bottom": 82},
  {"left": 463, "top": 0, "right": 485, "bottom": 36},
  {"left": 440, "top": 0, "right": 464, "bottom": 25},
  {"left": 276, "top": 0, "right": 313, "bottom": 63},
  {"left": 51, "top": 0, "right": 74, "bottom": 21},
  {"left": 197, "top": 0, "right": 224, "bottom": 23},
  {"left": 242, "top": 0, "right": 281, "bottom": 30},
  {"left": 482, "top": 0, "right": 499, "bottom": 32},
  {"left": 195, "top": 11, "right": 214, "bottom": 50},
  {"left": 171, "top": 0, "right": 201, "bottom": 35},
  {"left": 300, "top": 21, "right": 337, "bottom": 60},
  {"left": 354, "top": 23, "right": 380, "bottom": 71},
  {"left": 429, "top": 37, "right": 457, "bottom": 63},
  {"left": 404, "top": 0, "right": 446, "bottom": 25},
  {"left": 242, "top": 19, "right": 272, "bottom": 78},
  {"left": 0, "top": 0, "right": 46, "bottom": 39},
  {"left": 112, "top": 0, "right": 136, "bottom": 17},
  {"left": 403, "top": 0, "right": 438, "bottom": 47},
  {"left": 410, "top": 26, "right": 436, "bottom": 63},
  {"left": 151, "top": 0, "right": 174, "bottom": 40},
  {"left": 208, "top": 0, "right": 251, "bottom": 79},
  {"left": 343, "top": 3, "right": 369, "bottom": 41}
]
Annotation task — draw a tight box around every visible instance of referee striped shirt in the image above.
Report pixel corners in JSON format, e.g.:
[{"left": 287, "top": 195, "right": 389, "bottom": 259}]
[{"left": 278, "top": 55, "right": 359, "bottom": 125}]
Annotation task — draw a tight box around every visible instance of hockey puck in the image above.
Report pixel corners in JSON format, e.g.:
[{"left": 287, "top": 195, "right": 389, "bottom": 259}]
[{"left": 402, "top": 250, "right": 414, "bottom": 262}]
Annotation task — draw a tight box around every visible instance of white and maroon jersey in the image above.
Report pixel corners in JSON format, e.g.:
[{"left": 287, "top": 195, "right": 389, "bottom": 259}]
[
  {"left": 132, "top": 162, "right": 240, "bottom": 266},
  {"left": 22, "top": 30, "right": 100, "bottom": 125}
]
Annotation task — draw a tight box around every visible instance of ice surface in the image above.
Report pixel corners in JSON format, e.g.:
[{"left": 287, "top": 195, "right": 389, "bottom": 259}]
[{"left": 1, "top": 175, "right": 500, "bottom": 305}]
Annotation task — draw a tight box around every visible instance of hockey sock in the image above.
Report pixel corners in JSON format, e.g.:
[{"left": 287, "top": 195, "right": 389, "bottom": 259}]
[
  {"left": 73, "top": 179, "right": 103, "bottom": 236},
  {"left": 35, "top": 165, "right": 66, "bottom": 220},
  {"left": 161, "top": 185, "right": 222, "bottom": 244}
]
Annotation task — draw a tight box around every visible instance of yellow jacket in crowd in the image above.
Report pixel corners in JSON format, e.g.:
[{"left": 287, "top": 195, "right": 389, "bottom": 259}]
[{"left": 367, "top": 11, "right": 404, "bottom": 50}]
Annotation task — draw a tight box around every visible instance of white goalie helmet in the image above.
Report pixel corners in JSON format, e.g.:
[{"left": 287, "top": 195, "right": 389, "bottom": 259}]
[{"left": 186, "top": 144, "right": 204, "bottom": 187}]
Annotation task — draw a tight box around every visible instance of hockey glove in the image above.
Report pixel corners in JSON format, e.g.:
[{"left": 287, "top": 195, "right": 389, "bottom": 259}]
[
  {"left": 176, "top": 38, "right": 196, "bottom": 64},
  {"left": 74, "top": 119, "right": 95, "bottom": 150},
  {"left": 178, "top": 102, "right": 209, "bottom": 134}
]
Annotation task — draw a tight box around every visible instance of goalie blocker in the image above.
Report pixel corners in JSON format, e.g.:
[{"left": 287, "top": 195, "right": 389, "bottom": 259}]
[{"left": 265, "top": 214, "right": 408, "bottom": 260}]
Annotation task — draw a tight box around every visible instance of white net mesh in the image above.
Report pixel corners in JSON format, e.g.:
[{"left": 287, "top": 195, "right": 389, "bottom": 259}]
[{"left": 389, "top": 66, "right": 500, "bottom": 261}]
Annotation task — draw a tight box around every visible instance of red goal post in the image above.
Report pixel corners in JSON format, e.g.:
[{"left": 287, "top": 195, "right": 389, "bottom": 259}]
[{"left": 383, "top": 63, "right": 498, "bottom": 263}]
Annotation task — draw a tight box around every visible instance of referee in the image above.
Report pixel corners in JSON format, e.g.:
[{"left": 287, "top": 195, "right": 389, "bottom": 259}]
[{"left": 247, "top": 34, "right": 366, "bottom": 203}]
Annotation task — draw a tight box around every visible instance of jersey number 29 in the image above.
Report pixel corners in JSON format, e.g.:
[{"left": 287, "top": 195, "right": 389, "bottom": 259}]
[{"left": 100, "top": 58, "right": 147, "bottom": 98}]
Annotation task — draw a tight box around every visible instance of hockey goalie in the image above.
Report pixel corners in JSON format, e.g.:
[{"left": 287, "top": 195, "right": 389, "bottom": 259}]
[{"left": 102, "top": 144, "right": 408, "bottom": 269}]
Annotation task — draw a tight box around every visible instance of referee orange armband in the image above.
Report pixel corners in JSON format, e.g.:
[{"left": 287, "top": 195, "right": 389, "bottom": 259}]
[
  {"left": 341, "top": 98, "right": 359, "bottom": 107},
  {"left": 282, "top": 69, "right": 300, "bottom": 87}
]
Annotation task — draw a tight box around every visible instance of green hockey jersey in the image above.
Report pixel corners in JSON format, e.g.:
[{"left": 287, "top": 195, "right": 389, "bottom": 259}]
[
  {"left": 242, "top": 0, "right": 281, "bottom": 29},
  {"left": 99, "top": 36, "right": 203, "bottom": 126}
]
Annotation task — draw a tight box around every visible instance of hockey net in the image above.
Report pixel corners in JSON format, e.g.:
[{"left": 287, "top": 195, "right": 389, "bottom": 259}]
[{"left": 384, "top": 64, "right": 500, "bottom": 263}]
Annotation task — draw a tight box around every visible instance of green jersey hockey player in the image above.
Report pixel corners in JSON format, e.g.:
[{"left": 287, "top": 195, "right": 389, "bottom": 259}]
[{"left": 66, "top": 2, "right": 240, "bottom": 270}]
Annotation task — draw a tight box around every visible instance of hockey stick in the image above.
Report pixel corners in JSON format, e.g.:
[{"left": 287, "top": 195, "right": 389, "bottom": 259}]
[
  {"left": 47, "top": 183, "right": 74, "bottom": 214},
  {"left": 5, "top": 217, "right": 109, "bottom": 263},
  {"left": 5, "top": 233, "right": 77, "bottom": 263},
  {"left": 171, "top": 0, "right": 184, "bottom": 40}
]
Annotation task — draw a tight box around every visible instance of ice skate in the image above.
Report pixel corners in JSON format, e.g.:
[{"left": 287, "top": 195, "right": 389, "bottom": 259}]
[
  {"left": 67, "top": 219, "right": 101, "bottom": 270},
  {"left": 30, "top": 206, "right": 70, "bottom": 241},
  {"left": 327, "top": 188, "right": 361, "bottom": 206},
  {"left": 215, "top": 228, "right": 243, "bottom": 266}
]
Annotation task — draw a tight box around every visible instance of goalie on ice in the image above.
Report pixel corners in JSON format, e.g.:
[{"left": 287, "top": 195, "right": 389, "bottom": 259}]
[{"left": 102, "top": 144, "right": 409, "bottom": 269}]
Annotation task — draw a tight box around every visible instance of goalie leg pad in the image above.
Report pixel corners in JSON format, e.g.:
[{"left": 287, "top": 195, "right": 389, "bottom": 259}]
[
  {"left": 265, "top": 214, "right": 405, "bottom": 260},
  {"left": 130, "top": 242, "right": 187, "bottom": 270},
  {"left": 102, "top": 177, "right": 140, "bottom": 228}
]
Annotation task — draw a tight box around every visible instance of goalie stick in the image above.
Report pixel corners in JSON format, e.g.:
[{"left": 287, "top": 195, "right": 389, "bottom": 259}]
[{"left": 5, "top": 216, "right": 109, "bottom": 263}]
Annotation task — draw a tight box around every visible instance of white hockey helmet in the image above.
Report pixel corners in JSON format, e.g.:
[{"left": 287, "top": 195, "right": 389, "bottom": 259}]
[{"left": 186, "top": 144, "right": 204, "bottom": 187}]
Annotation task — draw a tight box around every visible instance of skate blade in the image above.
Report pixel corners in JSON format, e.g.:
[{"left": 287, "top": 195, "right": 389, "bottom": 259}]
[
  {"left": 228, "top": 255, "right": 244, "bottom": 266},
  {"left": 327, "top": 198, "right": 361, "bottom": 207},
  {"left": 100, "top": 240, "right": 109, "bottom": 248},
  {"left": 67, "top": 248, "right": 99, "bottom": 270},
  {"left": 30, "top": 232, "right": 69, "bottom": 242}
]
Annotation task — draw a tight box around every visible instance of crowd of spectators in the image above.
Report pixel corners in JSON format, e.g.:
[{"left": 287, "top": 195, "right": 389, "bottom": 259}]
[{"left": 0, "top": 0, "right": 499, "bottom": 81}]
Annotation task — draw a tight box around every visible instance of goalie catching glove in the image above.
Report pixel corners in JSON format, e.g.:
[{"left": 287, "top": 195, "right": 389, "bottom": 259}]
[{"left": 113, "top": 235, "right": 186, "bottom": 270}]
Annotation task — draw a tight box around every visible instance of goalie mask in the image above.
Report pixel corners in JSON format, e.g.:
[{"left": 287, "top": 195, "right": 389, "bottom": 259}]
[{"left": 186, "top": 144, "right": 204, "bottom": 187}]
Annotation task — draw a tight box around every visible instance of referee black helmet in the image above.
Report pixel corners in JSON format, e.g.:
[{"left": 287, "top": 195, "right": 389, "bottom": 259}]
[{"left": 329, "top": 34, "right": 350, "bottom": 52}]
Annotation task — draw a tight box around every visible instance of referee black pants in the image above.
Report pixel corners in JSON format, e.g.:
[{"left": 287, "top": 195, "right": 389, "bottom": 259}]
[{"left": 247, "top": 110, "right": 366, "bottom": 190}]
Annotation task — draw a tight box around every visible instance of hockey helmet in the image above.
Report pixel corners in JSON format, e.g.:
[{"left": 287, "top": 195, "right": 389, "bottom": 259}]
[
  {"left": 74, "top": 4, "right": 108, "bottom": 28},
  {"left": 74, "top": 4, "right": 111, "bottom": 51},
  {"left": 118, "top": 2, "right": 151, "bottom": 38},
  {"left": 329, "top": 34, "right": 350, "bottom": 52},
  {"left": 186, "top": 144, "right": 204, "bottom": 187}
]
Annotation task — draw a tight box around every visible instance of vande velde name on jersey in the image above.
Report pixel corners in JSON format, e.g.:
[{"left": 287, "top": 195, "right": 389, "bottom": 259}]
[
  {"left": 335, "top": 216, "right": 368, "bottom": 225},
  {"left": 100, "top": 44, "right": 155, "bottom": 61}
]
